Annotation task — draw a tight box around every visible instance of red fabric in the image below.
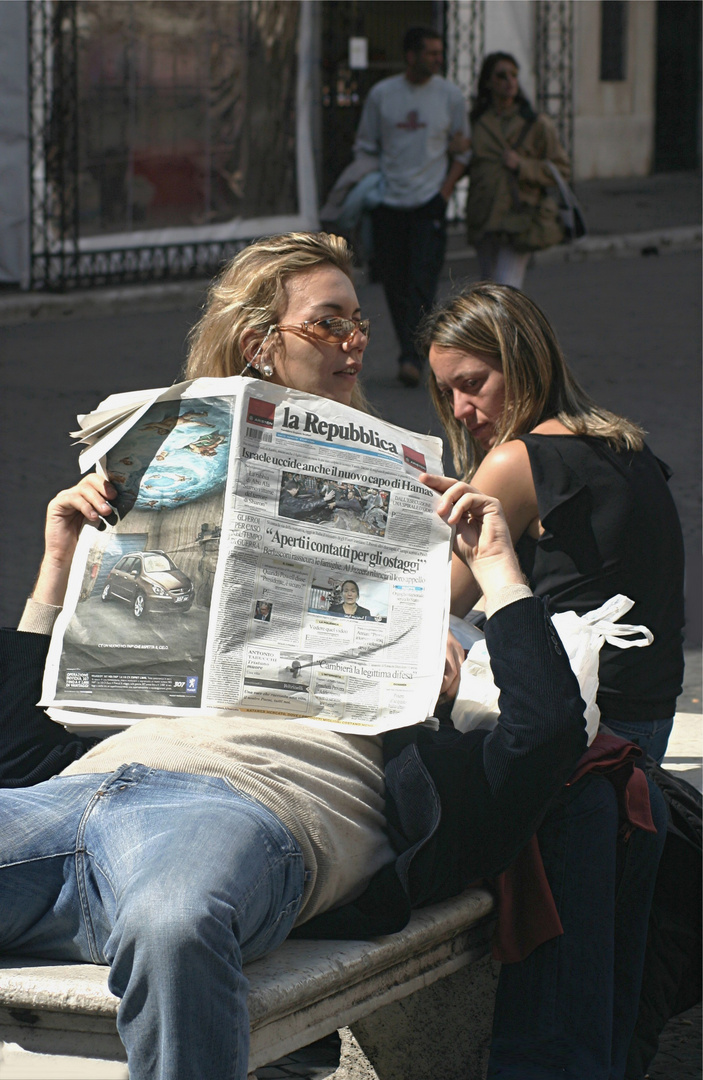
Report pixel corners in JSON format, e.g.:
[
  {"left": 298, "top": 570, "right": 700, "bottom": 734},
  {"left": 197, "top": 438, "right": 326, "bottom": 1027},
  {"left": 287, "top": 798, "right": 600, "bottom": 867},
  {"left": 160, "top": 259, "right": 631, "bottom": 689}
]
[
  {"left": 492, "top": 834, "right": 563, "bottom": 963},
  {"left": 567, "top": 732, "right": 656, "bottom": 836},
  {"left": 492, "top": 733, "right": 656, "bottom": 963}
]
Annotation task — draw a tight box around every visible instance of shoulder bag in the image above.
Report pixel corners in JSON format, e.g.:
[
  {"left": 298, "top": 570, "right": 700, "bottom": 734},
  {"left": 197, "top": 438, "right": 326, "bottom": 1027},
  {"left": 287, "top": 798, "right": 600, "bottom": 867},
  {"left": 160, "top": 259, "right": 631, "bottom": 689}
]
[{"left": 502, "top": 119, "right": 586, "bottom": 251}]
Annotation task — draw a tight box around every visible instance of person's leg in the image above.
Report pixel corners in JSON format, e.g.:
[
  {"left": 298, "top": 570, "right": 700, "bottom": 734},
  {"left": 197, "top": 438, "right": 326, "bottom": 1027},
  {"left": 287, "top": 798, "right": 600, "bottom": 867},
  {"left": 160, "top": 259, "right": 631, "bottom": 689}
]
[
  {"left": 0, "top": 773, "right": 110, "bottom": 960},
  {"left": 610, "top": 775, "right": 667, "bottom": 1079},
  {"left": 79, "top": 765, "right": 306, "bottom": 1080},
  {"left": 488, "top": 775, "right": 619, "bottom": 1079},
  {"left": 371, "top": 204, "right": 413, "bottom": 363},
  {"left": 475, "top": 235, "right": 500, "bottom": 281},
  {"left": 388, "top": 194, "right": 449, "bottom": 384},
  {"left": 374, "top": 195, "right": 447, "bottom": 379},
  {"left": 488, "top": 773, "right": 667, "bottom": 1080},
  {"left": 601, "top": 717, "right": 674, "bottom": 765},
  {"left": 401, "top": 194, "right": 448, "bottom": 372},
  {"left": 0, "top": 766, "right": 306, "bottom": 1080},
  {"left": 492, "top": 245, "right": 531, "bottom": 289}
]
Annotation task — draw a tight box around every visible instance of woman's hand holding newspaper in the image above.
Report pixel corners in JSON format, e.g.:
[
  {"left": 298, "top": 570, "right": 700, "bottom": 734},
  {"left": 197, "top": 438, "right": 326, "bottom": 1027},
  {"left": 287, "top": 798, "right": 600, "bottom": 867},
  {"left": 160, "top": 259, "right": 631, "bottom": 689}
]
[
  {"left": 32, "top": 475, "right": 116, "bottom": 607},
  {"left": 423, "top": 475, "right": 525, "bottom": 600}
]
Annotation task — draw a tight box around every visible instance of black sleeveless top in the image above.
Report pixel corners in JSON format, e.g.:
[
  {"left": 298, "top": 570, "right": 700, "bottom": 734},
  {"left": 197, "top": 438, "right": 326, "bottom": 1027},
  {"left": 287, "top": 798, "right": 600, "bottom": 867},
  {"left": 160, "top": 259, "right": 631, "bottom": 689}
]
[{"left": 514, "top": 435, "right": 684, "bottom": 722}]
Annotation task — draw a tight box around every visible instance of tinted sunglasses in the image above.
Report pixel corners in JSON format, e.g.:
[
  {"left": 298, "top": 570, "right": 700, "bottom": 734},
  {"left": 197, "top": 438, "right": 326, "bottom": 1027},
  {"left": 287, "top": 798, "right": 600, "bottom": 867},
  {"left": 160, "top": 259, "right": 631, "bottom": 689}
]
[{"left": 273, "top": 316, "right": 371, "bottom": 344}]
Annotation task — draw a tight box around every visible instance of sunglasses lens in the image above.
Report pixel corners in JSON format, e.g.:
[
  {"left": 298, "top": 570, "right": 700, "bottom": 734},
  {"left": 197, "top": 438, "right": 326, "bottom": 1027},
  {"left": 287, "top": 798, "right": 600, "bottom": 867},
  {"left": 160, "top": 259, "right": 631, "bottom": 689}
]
[
  {"left": 309, "top": 318, "right": 346, "bottom": 341},
  {"left": 310, "top": 318, "right": 371, "bottom": 342}
]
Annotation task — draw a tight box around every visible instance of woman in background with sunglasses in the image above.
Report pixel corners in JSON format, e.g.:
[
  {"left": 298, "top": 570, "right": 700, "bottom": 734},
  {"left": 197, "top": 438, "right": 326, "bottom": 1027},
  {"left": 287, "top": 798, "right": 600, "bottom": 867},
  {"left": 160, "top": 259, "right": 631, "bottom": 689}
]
[{"left": 465, "top": 51, "right": 570, "bottom": 289}]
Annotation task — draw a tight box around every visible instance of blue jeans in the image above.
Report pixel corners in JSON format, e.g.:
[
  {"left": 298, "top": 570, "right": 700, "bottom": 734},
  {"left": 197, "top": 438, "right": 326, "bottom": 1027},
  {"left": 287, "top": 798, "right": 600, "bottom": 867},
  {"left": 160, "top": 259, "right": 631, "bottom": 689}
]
[
  {"left": 488, "top": 772, "right": 667, "bottom": 1080},
  {"left": 0, "top": 764, "right": 306, "bottom": 1080},
  {"left": 601, "top": 716, "right": 674, "bottom": 765}
]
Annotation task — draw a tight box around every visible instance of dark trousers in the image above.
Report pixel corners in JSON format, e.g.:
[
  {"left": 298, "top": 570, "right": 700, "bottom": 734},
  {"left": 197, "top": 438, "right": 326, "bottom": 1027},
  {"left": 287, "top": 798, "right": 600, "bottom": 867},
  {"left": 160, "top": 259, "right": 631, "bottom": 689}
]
[
  {"left": 372, "top": 194, "right": 447, "bottom": 370},
  {"left": 488, "top": 772, "right": 667, "bottom": 1080}
]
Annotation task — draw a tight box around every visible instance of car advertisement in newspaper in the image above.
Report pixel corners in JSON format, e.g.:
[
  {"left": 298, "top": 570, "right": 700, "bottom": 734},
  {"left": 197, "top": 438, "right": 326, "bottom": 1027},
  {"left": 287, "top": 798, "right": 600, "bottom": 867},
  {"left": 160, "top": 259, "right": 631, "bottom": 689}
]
[{"left": 41, "top": 376, "right": 452, "bottom": 736}]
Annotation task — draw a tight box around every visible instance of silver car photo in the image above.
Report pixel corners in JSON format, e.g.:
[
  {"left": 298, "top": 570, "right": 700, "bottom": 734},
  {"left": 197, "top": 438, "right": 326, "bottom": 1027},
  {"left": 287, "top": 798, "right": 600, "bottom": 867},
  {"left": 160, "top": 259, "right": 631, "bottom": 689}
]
[{"left": 101, "top": 551, "right": 194, "bottom": 618}]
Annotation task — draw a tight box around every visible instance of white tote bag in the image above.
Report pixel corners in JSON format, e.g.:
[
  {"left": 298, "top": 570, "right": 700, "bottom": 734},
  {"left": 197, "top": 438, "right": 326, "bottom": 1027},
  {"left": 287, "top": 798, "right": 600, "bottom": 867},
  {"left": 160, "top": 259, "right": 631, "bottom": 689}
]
[{"left": 450, "top": 595, "right": 653, "bottom": 746}]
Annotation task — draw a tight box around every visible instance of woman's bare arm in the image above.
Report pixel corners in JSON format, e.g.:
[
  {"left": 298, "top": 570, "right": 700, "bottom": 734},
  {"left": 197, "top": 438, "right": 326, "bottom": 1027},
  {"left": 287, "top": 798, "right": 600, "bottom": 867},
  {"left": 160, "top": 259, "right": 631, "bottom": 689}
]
[
  {"left": 426, "top": 478, "right": 526, "bottom": 596},
  {"left": 427, "top": 440, "right": 539, "bottom": 616}
]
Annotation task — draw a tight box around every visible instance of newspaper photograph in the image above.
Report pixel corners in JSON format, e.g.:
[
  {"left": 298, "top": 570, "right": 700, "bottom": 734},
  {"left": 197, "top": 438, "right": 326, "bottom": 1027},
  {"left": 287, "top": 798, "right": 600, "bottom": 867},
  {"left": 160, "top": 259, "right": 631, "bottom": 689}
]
[{"left": 41, "top": 376, "right": 452, "bottom": 736}]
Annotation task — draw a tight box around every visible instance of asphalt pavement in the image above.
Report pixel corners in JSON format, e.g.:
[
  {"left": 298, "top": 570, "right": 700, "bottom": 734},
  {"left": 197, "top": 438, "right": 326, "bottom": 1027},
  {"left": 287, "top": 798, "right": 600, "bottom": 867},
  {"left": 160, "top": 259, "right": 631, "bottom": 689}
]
[{"left": 0, "top": 171, "right": 700, "bottom": 1079}]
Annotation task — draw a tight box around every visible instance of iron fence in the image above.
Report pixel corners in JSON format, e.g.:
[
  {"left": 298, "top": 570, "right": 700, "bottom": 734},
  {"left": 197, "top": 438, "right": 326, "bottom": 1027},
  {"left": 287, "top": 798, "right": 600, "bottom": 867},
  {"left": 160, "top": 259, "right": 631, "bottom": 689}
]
[
  {"left": 535, "top": 0, "right": 574, "bottom": 164},
  {"left": 444, "top": 0, "right": 484, "bottom": 102},
  {"left": 29, "top": 0, "right": 79, "bottom": 289}
]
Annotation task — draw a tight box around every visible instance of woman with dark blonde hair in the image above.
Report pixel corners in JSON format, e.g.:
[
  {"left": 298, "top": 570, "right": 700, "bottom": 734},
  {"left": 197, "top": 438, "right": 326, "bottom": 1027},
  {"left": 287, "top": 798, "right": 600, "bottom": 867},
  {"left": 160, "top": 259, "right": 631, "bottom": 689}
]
[
  {"left": 426, "top": 282, "right": 645, "bottom": 477},
  {"left": 185, "top": 230, "right": 371, "bottom": 411},
  {"left": 422, "top": 282, "right": 684, "bottom": 761},
  {"left": 422, "top": 282, "right": 682, "bottom": 1076}
]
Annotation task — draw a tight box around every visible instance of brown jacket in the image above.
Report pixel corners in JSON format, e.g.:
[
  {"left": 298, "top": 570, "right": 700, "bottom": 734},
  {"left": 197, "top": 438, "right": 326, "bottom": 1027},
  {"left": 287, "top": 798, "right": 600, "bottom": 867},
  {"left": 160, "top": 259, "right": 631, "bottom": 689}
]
[{"left": 466, "top": 107, "right": 570, "bottom": 246}]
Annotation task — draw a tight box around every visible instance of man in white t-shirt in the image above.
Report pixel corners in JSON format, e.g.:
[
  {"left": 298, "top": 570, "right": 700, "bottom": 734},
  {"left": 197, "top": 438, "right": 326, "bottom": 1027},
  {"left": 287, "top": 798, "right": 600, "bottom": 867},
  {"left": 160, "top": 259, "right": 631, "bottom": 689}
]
[{"left": 354, "top": 27, "right": 470, "bottom": 386}]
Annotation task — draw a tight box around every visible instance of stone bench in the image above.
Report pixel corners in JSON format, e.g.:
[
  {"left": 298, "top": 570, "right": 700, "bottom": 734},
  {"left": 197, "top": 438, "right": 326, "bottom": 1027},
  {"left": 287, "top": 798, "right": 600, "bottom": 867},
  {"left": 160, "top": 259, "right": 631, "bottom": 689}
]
[{"left": 0, "top": 886, "right": 498, "bottom": 1080}]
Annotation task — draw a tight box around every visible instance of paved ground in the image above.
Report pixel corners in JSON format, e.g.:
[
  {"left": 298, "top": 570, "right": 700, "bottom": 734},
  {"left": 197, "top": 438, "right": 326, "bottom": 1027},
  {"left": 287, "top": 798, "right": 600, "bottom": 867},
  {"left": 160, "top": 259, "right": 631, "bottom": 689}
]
[
  {"left": 0, "top": 171, "right": 700, "bottom": 1078},
  {"left": 569, "top": 171, "right": 702, "bottom": 235},
  {"left": 647, "top": 1006, "right": 703, "bottom": 1080}
]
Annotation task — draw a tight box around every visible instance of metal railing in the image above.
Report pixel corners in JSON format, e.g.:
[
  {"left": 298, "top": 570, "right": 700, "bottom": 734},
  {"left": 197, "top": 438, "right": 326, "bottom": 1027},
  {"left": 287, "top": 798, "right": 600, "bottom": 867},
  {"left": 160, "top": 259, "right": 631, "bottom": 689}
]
[{"left": 535, "top": 0, "right": 574, "bottom": 164}]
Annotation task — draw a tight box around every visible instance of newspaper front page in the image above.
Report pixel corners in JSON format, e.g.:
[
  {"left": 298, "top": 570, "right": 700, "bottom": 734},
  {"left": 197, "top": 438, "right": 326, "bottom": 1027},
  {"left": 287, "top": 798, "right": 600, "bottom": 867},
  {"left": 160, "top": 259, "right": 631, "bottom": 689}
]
[{"left": 41, "top": 376, "right": 452, "bottom": 736}]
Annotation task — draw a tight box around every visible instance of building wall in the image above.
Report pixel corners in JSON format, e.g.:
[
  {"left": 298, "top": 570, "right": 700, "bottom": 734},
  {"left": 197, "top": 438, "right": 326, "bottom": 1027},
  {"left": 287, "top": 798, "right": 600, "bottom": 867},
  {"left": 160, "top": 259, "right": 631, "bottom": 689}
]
[
  {"left": 484, "top": 0, "right": 536, "bottom": 103},
  {"left": 573, "top": 0, "right": 657, "bottom": 179}
]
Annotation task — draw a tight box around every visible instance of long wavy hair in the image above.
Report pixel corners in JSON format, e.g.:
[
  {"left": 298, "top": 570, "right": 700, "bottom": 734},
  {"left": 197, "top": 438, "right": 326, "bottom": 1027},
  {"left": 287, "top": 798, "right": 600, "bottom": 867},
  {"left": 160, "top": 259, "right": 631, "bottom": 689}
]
[
  {"left": 185, "top": 232, "right": 370, "bottom": 412},
  {"left": 470, "top": 51, "right": 536, "bottom": 125},
  {"left": 419, "top": 284, "right": 645, "bottom": 478}
]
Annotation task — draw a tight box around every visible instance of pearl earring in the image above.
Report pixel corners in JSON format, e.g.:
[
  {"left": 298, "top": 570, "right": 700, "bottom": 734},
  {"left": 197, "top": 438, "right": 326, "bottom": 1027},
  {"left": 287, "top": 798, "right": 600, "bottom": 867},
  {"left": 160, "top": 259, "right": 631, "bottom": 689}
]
[{"left": 242, "top": 325, "right": 275, "bottom": 378}]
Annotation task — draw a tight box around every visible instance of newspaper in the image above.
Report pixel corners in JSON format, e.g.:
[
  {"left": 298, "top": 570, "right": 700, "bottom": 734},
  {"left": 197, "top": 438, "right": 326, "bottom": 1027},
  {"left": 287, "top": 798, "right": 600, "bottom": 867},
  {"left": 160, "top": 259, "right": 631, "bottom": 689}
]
[{"left": 41, "top": 376, "right": 452, "bottom": 736}]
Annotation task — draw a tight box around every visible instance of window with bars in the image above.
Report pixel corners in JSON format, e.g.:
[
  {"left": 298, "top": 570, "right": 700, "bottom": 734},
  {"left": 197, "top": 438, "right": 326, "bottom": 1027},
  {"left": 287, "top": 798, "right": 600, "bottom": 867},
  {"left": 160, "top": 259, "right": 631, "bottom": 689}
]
[
  {"left": 28, "top": 0, "right": 308, "bottom": 288},
  {"left": 75, "top": 1, "right": 300, "bottom": 238}
]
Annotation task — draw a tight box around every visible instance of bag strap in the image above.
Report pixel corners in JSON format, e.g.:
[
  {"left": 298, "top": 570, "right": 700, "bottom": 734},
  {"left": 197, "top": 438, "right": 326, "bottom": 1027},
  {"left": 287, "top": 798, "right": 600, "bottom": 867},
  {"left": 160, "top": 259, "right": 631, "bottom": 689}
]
[
  {"left": 579, "top": 594, "right": 654, "bottom": 649},
  {"left": 545, "top": 161, "right": 583, "bottom": 214},
  {"left": 511, "top": 117, "right": 536, "bottom": 151},
  {"left": 507, "top": 117, "right": 536, "bottom": 209}
]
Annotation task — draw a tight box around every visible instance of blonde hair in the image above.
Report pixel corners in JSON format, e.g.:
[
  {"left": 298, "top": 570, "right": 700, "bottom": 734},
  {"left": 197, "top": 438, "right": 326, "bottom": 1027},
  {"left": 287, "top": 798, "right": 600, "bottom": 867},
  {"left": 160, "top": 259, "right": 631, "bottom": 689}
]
[
  {"left": 419, "top": 283, "right": 645, "bottom": 478},
  {"left": 186, "top": 232, "right": 371, "bottom": 412}
]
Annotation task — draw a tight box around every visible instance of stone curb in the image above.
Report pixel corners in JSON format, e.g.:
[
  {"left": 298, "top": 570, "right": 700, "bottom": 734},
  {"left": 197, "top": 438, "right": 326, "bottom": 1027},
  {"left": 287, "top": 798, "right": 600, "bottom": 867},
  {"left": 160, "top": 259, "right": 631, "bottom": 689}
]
[
  {"left": 0, "top": 226, "right": 699, "bottom": 327},
  {"left": 445, "top": 223, "right": 702, "bottom": 267},
  {"left": 0, "top": 279, "right": 212, "bottom": 327}
]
